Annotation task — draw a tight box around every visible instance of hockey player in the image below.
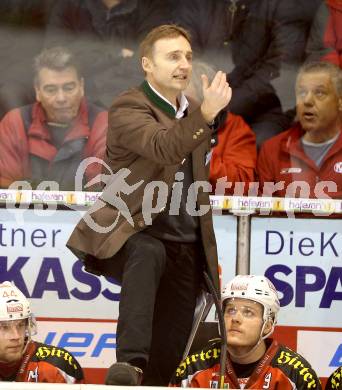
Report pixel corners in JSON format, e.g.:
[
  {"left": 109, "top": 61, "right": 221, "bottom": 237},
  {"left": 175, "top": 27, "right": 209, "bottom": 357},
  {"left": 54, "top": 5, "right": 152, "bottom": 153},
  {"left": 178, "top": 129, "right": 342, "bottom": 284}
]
[
  {"left": 171, "top": 274, "right": 322, "bottom": 389},
  {"left": 0, "top": 281, "right": 84, "bottom": 383}
]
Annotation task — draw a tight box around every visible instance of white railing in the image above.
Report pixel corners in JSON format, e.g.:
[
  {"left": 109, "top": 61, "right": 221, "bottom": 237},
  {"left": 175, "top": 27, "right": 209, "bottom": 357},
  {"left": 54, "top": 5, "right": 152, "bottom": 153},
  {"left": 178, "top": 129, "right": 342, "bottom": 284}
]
[{"left": 0, "top": 189, "right": 341, "bottom": 215}]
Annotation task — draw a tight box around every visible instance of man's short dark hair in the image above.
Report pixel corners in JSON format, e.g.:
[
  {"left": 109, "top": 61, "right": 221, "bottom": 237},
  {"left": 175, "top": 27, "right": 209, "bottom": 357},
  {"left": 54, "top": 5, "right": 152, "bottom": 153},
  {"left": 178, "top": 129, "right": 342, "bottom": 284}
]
[
  {"left": 33, "top": 46, "right": 82, "bottom": 85},
  {"left": 139, "top": 24, "right": 191, "bottom": 60}
]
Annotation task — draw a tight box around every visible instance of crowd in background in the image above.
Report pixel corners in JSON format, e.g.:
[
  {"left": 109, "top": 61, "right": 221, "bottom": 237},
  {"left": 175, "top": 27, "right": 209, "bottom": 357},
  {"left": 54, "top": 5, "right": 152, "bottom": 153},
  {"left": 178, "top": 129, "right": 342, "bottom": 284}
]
[{"left": 0, "top": 0, "right": 341, "bottom": 199}]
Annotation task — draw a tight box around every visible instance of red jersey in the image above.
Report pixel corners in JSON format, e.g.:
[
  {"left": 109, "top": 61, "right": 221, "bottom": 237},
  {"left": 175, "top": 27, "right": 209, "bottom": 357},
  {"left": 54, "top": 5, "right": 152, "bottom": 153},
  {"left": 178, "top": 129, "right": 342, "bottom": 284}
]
[
  {"left": 0, "top": 340, "right": 84, "bottom": 383},
  {"left": 170, "top": 339, "right": 321, "bottom": 389}
]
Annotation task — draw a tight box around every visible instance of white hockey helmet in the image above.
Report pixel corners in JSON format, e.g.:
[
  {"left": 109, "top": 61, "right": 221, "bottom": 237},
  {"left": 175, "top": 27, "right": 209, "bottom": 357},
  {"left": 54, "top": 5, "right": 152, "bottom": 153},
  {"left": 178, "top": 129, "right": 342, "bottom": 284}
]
[
  {"left": 222, "top": 275, "right": 280, "bottom": 325},
  {"left": 0, "top": 281, "right": 37, "bottom": 336}
]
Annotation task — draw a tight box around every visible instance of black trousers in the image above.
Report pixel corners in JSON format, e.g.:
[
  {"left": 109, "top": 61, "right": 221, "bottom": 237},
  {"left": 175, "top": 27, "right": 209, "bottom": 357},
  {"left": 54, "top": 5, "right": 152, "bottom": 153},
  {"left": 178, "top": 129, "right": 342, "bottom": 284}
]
[{"left": 100, "top": 232, "right": 204, "bottom": 386}]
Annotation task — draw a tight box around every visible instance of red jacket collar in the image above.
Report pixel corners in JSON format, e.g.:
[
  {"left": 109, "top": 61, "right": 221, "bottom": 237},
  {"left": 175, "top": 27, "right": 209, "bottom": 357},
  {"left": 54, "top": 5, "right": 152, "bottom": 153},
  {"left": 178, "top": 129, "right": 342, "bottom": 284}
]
[
  {"left": 279, "top": 122, "right": 342, "bottom": 171},
  {"left": 28, "top": 97, "right": 91, "bottom": 143},
  {"left": 27, "top": 98, "right": 91, "bottom": 161},
  {"left": 279, "top": 123, "right": 309, "bottom": 161}
]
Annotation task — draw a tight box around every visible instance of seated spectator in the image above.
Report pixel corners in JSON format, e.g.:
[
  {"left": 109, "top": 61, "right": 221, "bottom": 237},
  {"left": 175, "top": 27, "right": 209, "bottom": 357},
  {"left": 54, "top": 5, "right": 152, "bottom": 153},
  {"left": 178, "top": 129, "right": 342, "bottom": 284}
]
[
  {"left": 44, "top": 0, "right": 173, "bottom": 108},
  {"left": 306, "top": 0, "right": 342, "bottom": 68},
  {"left": 326, "top": 366, "right": 342, "bottom": 389},
  {"left": 174, "top": 0, "right": 321, "bottom": 146},
  {"left": 186, "top": 61, "right": 257, "bottom": 195},
  {"left": 170, "top": 274, "right": 321, "bottom": 389},
  {"left": 0, "top": 46, "right": 107, "bottom": 191},
  {"left": 257, "top": 61, "right": 342, "bottom": 199},
  {"left": 0, "top": 281, "right": 84, "bottom": 383}
]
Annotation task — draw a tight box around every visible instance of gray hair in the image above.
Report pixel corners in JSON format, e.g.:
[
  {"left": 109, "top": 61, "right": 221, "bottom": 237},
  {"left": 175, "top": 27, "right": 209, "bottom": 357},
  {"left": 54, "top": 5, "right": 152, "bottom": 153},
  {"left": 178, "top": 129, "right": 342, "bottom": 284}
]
[
  {"left": 297, "top": 61, "right": 342, "bottom": 97},
  {"left": 33, "top": 46, "right": 82, "bottom": 85}
]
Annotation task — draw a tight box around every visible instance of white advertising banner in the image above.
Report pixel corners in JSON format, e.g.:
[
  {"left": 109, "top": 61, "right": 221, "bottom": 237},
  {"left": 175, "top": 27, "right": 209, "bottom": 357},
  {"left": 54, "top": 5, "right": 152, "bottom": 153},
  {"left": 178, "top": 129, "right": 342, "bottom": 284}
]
[
  {"left": 0, "top": 209, "right": 237, "bottom": 372},
  {"left": 250, "top": 217, "right": 342, "bottom": 327},
  {"left": 0, "top": 209, "right": 236, "bottom": 320},
  {"left": 0, "top": 208, "right": 120, "bottom": 319},
  {"left": 35, "top": 320, "right": 117, "bottom": 369},
  {"left": 297, "top": 331, "right": 342, "bottom": 377}
]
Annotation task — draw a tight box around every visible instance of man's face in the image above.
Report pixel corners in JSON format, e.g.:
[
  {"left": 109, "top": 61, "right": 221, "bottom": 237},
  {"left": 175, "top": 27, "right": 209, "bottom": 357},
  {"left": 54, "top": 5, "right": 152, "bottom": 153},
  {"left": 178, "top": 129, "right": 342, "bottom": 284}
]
[
  {"left": 142, "top": 35, "right": 192, "bottom": 103},
  {"left": 35, "top": 66, "right": 84, "bottom": 124},
  {"left": 296, "top": 71, "right": 341, "bottom": 141},
  {"left": 224, "top": 298, "right": 264, "bottom": 350},
  {"left": 0, "top": 319, "right": 27, "bottom": 363}
]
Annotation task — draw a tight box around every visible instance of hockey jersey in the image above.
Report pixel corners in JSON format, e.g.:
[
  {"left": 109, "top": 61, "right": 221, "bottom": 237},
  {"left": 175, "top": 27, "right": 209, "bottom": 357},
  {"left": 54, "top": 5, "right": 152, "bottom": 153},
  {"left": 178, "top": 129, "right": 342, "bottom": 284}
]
[
  {"left": 170, "top": 339, "right": 321, "bottom": 389},
  {"left": 0, "top": 340, "right": 84, "bottom": 383}
]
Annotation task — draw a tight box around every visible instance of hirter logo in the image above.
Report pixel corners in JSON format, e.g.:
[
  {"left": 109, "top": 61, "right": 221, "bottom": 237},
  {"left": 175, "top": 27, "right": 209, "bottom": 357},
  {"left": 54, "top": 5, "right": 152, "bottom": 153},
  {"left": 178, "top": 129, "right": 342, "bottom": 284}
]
[
  {"left": 334, "top": 162, "right": 342, "bottom": 173},
  {"left": 231, "top": 283, "right": 248, "bottom": 291},
  {"left": 7, "top": 303, "right": 23, "bottom": 313}
]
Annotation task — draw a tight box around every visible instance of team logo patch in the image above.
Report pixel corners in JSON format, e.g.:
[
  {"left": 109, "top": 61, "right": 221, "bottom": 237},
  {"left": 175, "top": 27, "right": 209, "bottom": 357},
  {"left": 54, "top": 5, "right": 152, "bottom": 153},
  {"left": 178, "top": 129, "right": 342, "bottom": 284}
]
[
  {"left": 230, "top": 282, "right": 248, "bottom": 291},
  {"left": 334, "top": 162, "right": 342, "bottom": 173},
  {"left": 7, "top": 303, "right": 23, "bottom": 313}
]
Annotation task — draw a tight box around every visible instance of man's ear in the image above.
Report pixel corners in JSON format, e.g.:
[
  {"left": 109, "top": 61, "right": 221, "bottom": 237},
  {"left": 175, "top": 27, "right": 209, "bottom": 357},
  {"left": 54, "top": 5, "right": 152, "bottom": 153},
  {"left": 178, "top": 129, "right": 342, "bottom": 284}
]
[
  {"left": 262, "top": 320, "right": 273, "bottom": 337},
  {"left": 142, "top": 56, "right": 152, "bottom": 74},
  {"left": 34, "top": 84, "right": 41, "bottom": 103}
]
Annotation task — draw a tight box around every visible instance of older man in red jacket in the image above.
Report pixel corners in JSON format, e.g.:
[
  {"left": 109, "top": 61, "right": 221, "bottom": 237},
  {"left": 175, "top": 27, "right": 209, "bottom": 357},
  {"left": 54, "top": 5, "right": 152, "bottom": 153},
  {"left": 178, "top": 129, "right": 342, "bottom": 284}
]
[
  {"left": 257, "top": 61, "right": 342, "bottom": 199},
  {"left": 0, "top": 46, "right": 107, "bottom": 191}
]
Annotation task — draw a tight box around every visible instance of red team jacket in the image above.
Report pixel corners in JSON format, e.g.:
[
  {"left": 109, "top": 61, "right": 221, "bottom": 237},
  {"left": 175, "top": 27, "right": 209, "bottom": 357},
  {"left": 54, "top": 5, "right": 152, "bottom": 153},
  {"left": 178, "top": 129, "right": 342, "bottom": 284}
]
[
  {"left": 257, "top": 123, "right": 342, "bottom": 198},
  {"left": 170, "top": 339, "right": 321, "bottom": 389},
  {"left": 0, "top": 99, "right": 107, "bottom": 189},
  {"left": 0, "top": 340, "right": 84, "bottom": 383},
  {"left": 209, "top": 113, "right": 257, "bottom": 195}
]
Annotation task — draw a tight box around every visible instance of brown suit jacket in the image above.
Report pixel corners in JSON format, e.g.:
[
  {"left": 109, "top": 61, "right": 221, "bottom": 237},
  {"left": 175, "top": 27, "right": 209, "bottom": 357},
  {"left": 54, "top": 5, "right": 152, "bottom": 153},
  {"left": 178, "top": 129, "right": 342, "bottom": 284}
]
[{"left": 67, "top": 81, "right": 220, "bottom": 290}]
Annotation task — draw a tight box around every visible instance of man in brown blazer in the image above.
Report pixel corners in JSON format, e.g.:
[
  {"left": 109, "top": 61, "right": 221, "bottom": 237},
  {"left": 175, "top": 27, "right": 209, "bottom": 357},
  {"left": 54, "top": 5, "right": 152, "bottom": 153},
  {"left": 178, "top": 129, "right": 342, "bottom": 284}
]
[{"left": 66, "top": 24, "right": 231, "bottom": 386}]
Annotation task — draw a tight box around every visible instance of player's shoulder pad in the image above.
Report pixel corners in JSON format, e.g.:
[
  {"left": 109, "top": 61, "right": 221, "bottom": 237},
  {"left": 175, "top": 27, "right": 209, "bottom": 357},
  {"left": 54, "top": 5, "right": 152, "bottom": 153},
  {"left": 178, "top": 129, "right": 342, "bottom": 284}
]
[
  {"left": 171, "top": 339, "right": 222, "bottom": 384},
  {"left": 32, "top": 342, "right": 84, "bottom": 380},
  {"left": 272, "top": 344, "right": 322, "bottom": 389},
  {"left": 326, "top": 365, "right": 342, "bottom": 390}
]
